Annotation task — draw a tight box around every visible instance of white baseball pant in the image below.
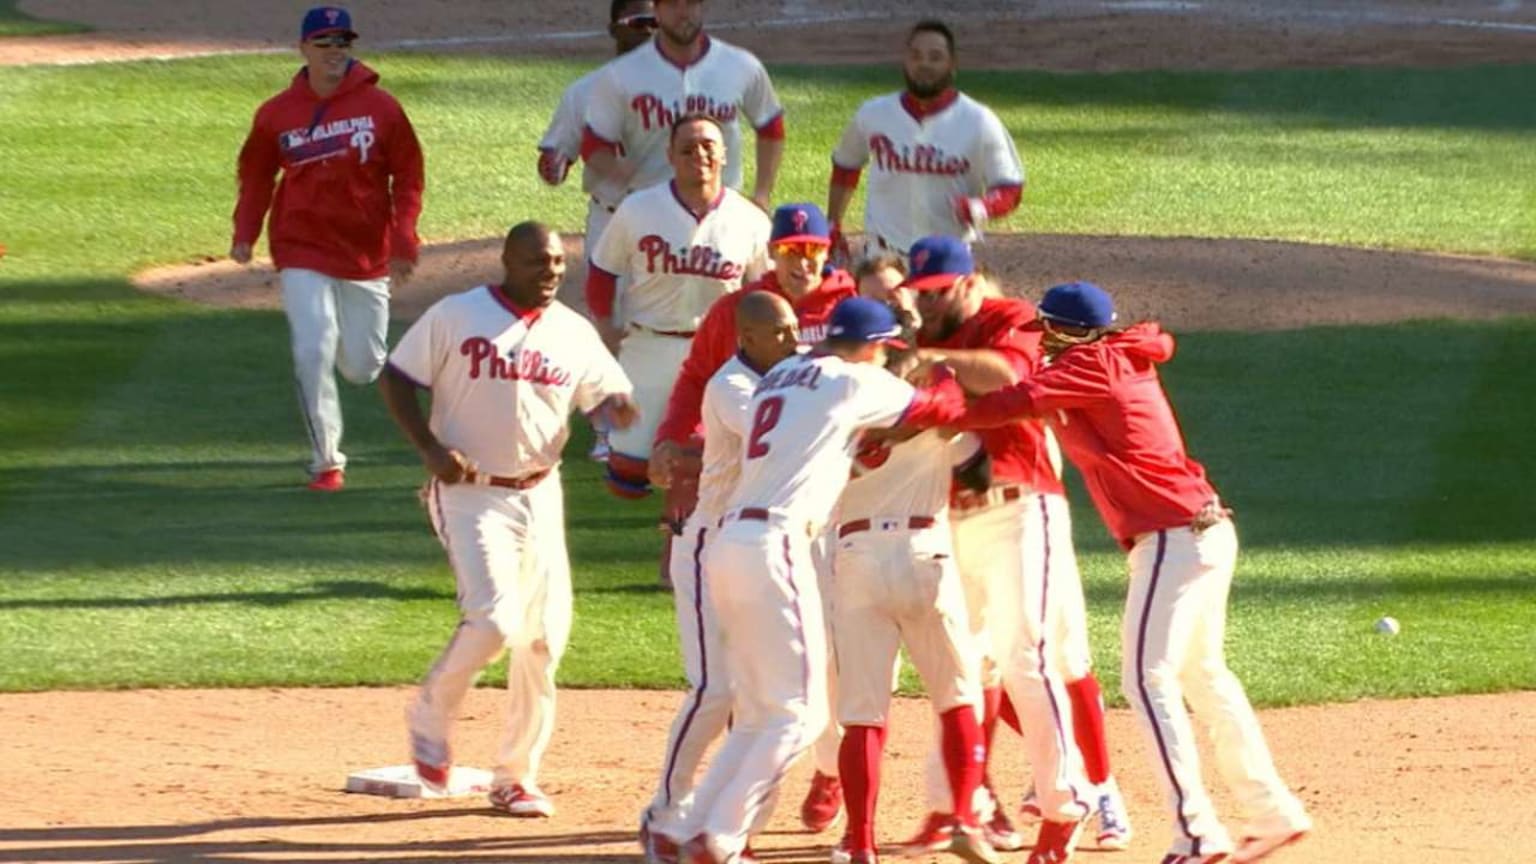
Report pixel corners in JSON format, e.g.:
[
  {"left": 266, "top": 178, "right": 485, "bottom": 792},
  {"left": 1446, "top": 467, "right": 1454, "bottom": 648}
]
[
  {"left": 408, "top": 473, "right": 573, "bottom": 788},
  {"left": 607, "top": 328, "right": 690, "bottom": 463},
  {"left": 831, "top": 520, "right": 981, "bottom": 725},
  {"left": 1123, "top": 519, "right": 1308, "bottom": 857},
  {"left": 681, "top": 515, "right": 829, "bottom": 858},
  {"left": 924, "top": 491, "right": 1092, "bottom": 822},
  {"left": 647, "top": 515, "right": 734, "bottom": 838},
  {"left": 810, "top": 527, "right": 843, "bottom": 778},
  {"left": 279, "top": 267, "right": 390, "bottom": 474}
]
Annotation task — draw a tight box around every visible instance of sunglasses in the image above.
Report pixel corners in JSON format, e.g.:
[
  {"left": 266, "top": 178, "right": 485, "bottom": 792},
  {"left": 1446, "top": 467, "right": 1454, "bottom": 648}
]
[
  {"left": 616, "top": 13, "right": 659, "bottom": 29},
  {"left": 771, "top": 242, "right": 829, "bottom": 259},
  {"left": 308, "top": 36, "right": 355, "bottom": 48}
]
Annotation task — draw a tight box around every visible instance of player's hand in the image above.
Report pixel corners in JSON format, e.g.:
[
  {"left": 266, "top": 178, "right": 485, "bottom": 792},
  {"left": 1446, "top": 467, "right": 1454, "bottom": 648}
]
[
  {"left": 649, "top": 440, "right": 681, "bottom": 489},
  {"left": 389, "top": 258, "right": 416, "bottom": 286},
  {"left": 595, "top": 318, "right": 627, "bottom": 355},
  {"left": 421, "top": 443, "right": 470, "bottom": 484},
  {"left": 750, "top": 191, "right": 772, "bottom": 213},
  {"left": 537, "top": 149, "right": 572, "bottom": 186},
  {"left": 598, "top": 393, "right": 640, "bottom": 431},
  {"left": 230, "top": 242, "right": 253, "bottom": 264},
  {"left": 829, "top": 223, "right": 852, "bottom": 269}
]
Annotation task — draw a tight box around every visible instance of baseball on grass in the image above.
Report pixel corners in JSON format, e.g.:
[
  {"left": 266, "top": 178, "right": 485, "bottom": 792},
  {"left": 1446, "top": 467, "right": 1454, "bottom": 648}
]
[{"left": 1374, "top": 616, "right": 1401, "bottom": 636}]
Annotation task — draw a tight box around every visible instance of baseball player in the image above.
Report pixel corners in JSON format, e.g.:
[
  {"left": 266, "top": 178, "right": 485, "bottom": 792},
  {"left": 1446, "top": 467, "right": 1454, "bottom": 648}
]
[
  {"left": 828, "top": 413, "right": 998, "bottom": 864},
  {"left": 639, "top": 290, "right": 801, "bottom": 863},
  {"left": 894, "top": 237, "right": 1129, "bottom": 864},
  {"left": 826, "top": 19, "right": 1023, "bottom": 264},
  {"left": 645, "top": 202, "right": 859, "bottom": 832},
  {"left": 949, "top": 281, "right": 1313, "bottom": 864},
  {"left": 586, "top": 113, "right": 769, "bottom": 504},
  {"left": 231, "top": 5, "right": 423, "bottom": 492},
  {"left": 380, "top": 222, "right": 638, "bottom": 818},
  {"left": 535, "top": 0, "right": 657, "bottom": 461},
  {"left": 670, "top": 298, "right": 966, "bottom": 864},
  {"left": 582, "top": 0, "right": 784, "bottom": 212}
]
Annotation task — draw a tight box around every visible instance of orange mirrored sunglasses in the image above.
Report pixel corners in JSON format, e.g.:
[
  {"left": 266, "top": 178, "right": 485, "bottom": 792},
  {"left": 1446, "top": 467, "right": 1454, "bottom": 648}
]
[{"left": 770, "top": 241, "right": 829, "bottom": 259}]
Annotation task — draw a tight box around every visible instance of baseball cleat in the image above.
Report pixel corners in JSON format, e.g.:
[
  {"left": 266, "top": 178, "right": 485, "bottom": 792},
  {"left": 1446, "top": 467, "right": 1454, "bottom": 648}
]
[
  {"left": 678, "top": 834, "right": 726, "bottom": 864},
  {"left": 950, "top": 823, "right": 1002, "bottom": 864},
  {"left": 982, "top": 805, "right": 1025, "bottom": 851},
  {"left": 412, "top": 758, "right": 450, "bottom": 794},
  {"left": 801, "top": 770, "right": 844, "bottom": 833},
  {"left": 488, "top": 783, "right": 555, "bottom": 817},
  {"left": 831, "top": 833, "right": 878, "bottom": 864},
  {"left": 1094, "top": 786, "right": 1133, "bottom": 851},
  {"left": 1024, "top": 817, "right": 1085, "bottom": 864},
  {"left": 892, "top": 812, "right": 956, "bottom": 857},
  {"left": 308, "top": 468, "right": 344, "bottom": 492},
  {"left": 1161, "top": 854, "right": 1230, "bottom": 864}
]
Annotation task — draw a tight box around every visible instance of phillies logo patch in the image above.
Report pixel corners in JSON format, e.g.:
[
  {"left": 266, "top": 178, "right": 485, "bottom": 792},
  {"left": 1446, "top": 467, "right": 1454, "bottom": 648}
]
[
  {"left": 791, "top": 209, "right": 809, "bottom": 233},
  {"left": 868, "top": 134, "right": 971, "bottom": 176},
  {"left": 637, "top": 235, "right": 744, "bottom": 281},
  {"left": 460, "top": 338, "right": 573, "bottom": 386},
  {"left": 325, "top": 8, "right": 341, "bottom": 24},
  {"left": 912, "top": 248, "right": 931, "bottom": 272}
]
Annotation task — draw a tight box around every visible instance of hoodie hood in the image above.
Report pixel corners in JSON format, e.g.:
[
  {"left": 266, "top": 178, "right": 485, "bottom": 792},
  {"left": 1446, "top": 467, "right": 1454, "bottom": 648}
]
[{"left": 1107, "top": 321, "right": 1175, "bottom": 365}]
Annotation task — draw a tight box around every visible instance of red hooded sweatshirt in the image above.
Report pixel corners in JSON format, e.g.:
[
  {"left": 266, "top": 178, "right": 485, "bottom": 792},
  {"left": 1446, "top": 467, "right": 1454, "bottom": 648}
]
[
  {"left": 958, "top": 322, "right": 1219, "bottom": 547},
  {"left": 233, "top": 61, "right": 424, "bottom": 280},
  {"left": 652, "top": 268, "right": 858, "bottom": 446}
]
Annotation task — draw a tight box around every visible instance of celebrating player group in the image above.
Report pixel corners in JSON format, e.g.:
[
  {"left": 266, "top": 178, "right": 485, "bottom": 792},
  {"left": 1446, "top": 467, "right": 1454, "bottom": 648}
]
[{"left": 230, "top": 4, "right": 1311, "bottom": 864}]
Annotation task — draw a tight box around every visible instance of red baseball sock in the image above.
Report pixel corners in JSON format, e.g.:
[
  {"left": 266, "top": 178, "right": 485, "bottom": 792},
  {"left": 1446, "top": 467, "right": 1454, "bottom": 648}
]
[
  {"left": 1067, "top": 674, "right": 1110, "bottom": 785},
  {"left": 998, "top": 689, "right": 1022, "bottom": 735},
  {"left": 839, "top": 724, "right": 886, "bottom": 850},
  {"left": 939, "top": 705, "right": 984, "bottom": 827}
]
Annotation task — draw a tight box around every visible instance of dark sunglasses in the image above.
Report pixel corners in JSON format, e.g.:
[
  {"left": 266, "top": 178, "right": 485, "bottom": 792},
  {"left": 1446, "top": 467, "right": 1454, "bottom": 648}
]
[
  {"left": 616, "top": 13, "right": 658, "bottom": 30},
  {"left": 308, "top": 36, "right": 355, "bottom": 49}
]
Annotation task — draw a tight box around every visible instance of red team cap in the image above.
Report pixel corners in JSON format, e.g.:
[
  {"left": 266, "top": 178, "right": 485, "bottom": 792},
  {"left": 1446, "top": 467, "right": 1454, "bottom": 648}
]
[
  {"left": 302, "top": 6, "right": 358, "bottom": 41},
  {"left": 902, "top": 235, "right": 974, "bottom": 291},
  {"left": 827, "top": 297, "right": 909, "bottom": 349},
  {"left": 770, "top": 202, "right": 832, "bottom": 246}
]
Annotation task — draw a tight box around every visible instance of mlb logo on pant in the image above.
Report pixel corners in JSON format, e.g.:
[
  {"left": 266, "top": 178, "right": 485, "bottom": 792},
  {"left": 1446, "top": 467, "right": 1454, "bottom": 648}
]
[{"left": 879, "top": 519, "right": 900, "bottom": 531}]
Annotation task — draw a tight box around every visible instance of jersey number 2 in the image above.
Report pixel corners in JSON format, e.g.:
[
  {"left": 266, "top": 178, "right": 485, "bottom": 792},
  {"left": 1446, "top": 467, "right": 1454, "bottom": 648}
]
[{"left": 745, "top": 396, "right": 784, "bottom": 459}]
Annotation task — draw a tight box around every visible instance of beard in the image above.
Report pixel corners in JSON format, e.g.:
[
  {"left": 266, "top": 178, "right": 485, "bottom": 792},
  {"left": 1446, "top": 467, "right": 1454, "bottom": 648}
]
[
  {"left": 660, "top": 18, "right": 701, "bottom": 46},
  {"left": 904, "top": 68, "right": 954, "bottom": 100}
]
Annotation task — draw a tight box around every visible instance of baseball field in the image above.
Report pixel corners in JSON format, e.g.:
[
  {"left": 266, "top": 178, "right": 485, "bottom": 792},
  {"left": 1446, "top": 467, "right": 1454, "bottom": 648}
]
[{"left": 1, "top": 0, "right": 1534, "bottom": 861}]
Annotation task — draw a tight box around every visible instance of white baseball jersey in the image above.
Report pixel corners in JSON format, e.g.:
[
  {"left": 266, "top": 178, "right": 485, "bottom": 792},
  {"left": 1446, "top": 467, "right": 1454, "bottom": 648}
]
[
  {"left": 540, "top": 68, "right": 627, "bottom": 211},
  {"left": 585, "top": 36, "right": 782, "bottom": 194},
  {"left": 696, "top": 352, "right": 762, "bottom": 524},
  {"left": 842, "top": 430, "right": 982, "bottom": 521},
  {"left": 387, "top": 286, "right": 632, "bottom": 477},
  {"left": 590, "top": 181, "right": 770, "bottom": 332},
  {"left": 833, "top": 91, "right": 1024, "bottom": 252},
  {"left": 725, "top": 353, "right": 917, "bottom": 528}
]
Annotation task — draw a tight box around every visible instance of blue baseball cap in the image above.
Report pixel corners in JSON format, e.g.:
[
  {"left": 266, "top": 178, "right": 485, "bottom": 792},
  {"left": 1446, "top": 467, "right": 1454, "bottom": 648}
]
[
  {"left": 770, "top": 203, "right": 831, "bottom": 246},
  {"left": 1038, "top": 281, "right": 1117, "bottom": 329},
  {"left": 827, "top": 297, "right": 907, "bottom": 346},
  {"left": 903, "top": 235, "right": 974, "bottom": 291},
  {"left": 302, "top": 6, "right": 357, "bottom": 41}
]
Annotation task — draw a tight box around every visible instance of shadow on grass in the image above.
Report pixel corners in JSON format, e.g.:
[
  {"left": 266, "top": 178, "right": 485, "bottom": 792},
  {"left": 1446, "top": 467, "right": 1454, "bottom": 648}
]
[{"left": 0, "top": 579, "right": 447, "bottom": 610}]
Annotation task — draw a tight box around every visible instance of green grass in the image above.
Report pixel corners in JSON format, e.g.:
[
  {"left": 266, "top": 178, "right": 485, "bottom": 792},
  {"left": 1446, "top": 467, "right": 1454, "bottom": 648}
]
[
  {"left": 1, "top": 53, "right": 1534, "bottom": 703},
  {"left": 0, "top": 0, "right": 87, "bottom": 37}
]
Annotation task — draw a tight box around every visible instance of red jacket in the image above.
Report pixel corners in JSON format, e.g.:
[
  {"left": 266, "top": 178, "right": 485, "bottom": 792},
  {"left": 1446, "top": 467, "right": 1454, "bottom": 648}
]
[
  {"left": 962, "top": 322, "right": 1219, "bottom": 547},
  {"left": 233, "top": 61, "right": 424, "bottom": 280},
  {"left": 653, "top": 269, "right": 858, "bottom": 446},
  {"left": 924, "top": 297, "right": 1063, "bottom": 496}
]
